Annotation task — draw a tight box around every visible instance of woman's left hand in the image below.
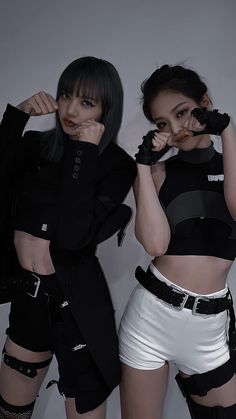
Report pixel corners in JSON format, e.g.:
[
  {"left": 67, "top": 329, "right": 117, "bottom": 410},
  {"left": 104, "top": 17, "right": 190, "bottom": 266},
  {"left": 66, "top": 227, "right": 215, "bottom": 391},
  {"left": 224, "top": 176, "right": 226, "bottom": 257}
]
[
  {"left": 191, "top": 108, "right": 230, "bottom": 136},
  {"left": 72, "top": 120, "right": 105, "bottom": 145},
  {"left": 171, "top": 111, "right": 205, "bottom": 143},
  {"left": 185, "top": 110, "right": 206, "bottom": 133}
]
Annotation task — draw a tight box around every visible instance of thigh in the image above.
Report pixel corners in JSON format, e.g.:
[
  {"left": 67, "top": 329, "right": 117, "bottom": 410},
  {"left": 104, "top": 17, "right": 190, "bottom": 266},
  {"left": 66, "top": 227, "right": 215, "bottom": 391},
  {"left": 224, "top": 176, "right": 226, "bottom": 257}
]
[
  {"left": 176, "top": 309, "right": 229, "bottom": 375},
  {"left": 0, "top": 338, "right": 52, "bottom": 405},
  {"left": 65, "top": 398, "right": 106, "bottom": 419},
  {"left": 191, "top": 374, "right": 236, "bottom": 407},
  {"left": 120, "top": 362, "right": 169, "bottom": 419},
  {"left": 119, "top": 285, "right": 172, "bottom": 370}
]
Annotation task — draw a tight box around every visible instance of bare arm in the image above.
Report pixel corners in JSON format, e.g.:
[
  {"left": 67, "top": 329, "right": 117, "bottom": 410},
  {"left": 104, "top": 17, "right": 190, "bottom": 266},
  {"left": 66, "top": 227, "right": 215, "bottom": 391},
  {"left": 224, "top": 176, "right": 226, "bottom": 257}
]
[
  {"left": 134, "top": 162, "right": 170, "bottom": 256},
  {"left": 221, "top": 119, "right": 236, "bottom": 219}
]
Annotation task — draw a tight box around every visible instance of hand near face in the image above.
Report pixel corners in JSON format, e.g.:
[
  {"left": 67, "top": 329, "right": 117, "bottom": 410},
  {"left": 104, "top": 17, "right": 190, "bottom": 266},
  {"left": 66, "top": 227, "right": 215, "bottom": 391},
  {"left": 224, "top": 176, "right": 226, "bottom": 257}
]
[
  {"left": 17, "top": 92, "right": 58, "bottom": 116},
  {"left": 191, "top": 108, "right": 230, "bottom": 136},
  {"left": 72, "top": 119, "right": 105, "bottom": 145},
  {"left": 152, "top": 131, "right": 172, "bottom": 151},
  {"left": 171, "top": 112, "right": 206, "bottom": 144},
  {"left": 135, "top": 129, "right": 171, "bottom": 165},
  {"left": 183, "top": 111, "right": 206, "bottom": 134}
]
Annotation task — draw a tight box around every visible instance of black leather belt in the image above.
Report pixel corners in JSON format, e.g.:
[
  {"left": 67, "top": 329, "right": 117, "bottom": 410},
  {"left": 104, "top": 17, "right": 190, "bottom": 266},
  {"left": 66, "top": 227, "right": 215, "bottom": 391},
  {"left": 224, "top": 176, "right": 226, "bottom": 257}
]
[
  {"left": 0, "top": 269, "right": 56, "bottom": 302},
  {"left": 135, "top": 266, "right": 231, "bottom": 315}
]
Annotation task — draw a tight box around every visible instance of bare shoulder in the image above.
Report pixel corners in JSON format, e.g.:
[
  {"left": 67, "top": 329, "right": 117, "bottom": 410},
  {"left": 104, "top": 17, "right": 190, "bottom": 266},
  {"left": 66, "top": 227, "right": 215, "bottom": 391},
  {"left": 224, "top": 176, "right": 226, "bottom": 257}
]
[{"left": 151, "top": 161, "right": 166, "bottom": 194}]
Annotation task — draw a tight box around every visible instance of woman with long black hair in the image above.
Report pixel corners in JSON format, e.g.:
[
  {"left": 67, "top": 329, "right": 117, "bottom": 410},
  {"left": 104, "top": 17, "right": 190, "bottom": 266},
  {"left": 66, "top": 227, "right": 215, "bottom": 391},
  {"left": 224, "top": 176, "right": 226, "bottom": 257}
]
[{"left": 0, "top": 56, "right": 136, "bottom": 418}]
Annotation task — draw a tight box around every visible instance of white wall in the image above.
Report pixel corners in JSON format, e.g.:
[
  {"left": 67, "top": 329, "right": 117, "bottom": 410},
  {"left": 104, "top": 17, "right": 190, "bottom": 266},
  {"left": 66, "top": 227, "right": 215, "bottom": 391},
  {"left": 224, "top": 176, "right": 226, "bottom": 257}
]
[{"left": 1, "top": 1, "right": 236, "bottom": 417}]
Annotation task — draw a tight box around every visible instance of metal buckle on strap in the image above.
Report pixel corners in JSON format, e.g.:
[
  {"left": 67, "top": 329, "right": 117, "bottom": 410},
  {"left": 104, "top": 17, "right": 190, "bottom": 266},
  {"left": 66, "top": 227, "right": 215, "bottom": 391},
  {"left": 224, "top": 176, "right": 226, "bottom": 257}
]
[
  {"left": 27, "top": 273, "right": 41, "bottom": 298},
  {"left": 192, "top": 295, "right": 211, "bottom": 315},
  {"left": 168, "top": 286, "right": 188, "bottom": 310}
]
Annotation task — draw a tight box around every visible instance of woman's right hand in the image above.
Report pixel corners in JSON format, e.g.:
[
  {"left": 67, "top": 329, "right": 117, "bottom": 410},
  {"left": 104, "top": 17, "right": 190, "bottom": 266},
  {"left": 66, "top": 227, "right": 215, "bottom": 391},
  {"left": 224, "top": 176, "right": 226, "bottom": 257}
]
[
  {"left": 17, "top": 92, "right": 58, "bottom": 116},
  {"left": 152, "top": 131, "right": 172, "bottom": 151},
  {"left": 135, "top": 130, "right": 171, "bottom": 165}
]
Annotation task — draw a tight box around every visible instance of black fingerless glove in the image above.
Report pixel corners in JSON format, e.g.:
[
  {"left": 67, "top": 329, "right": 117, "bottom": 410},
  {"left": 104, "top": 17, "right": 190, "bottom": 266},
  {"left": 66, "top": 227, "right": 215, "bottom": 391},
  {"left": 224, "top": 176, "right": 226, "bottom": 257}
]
[
  {"left": 191, "top": 107, "right": 230, "bottom": 136},
  {"left": 135, "top": 130, "right": 170, "bottom": 165}
]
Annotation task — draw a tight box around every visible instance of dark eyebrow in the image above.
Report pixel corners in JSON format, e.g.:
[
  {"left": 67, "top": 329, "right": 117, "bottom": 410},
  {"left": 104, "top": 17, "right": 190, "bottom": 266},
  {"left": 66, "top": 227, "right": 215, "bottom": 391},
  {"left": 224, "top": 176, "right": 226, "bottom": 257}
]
[
  {"left": 79, "top": 95, "right": 98, "bottom": 103},
  {"left": 153, "top": 101, "right": 188, "bottom": 123},
  {"left": 171, "top": 101, "right": 188, "bottom": 112}
]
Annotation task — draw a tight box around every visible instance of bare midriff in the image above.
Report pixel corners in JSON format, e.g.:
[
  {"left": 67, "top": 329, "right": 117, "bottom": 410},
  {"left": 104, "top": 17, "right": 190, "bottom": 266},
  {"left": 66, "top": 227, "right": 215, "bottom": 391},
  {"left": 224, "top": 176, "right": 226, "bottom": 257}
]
[
  {"left": 14, "top": 230, "right": 55, "bottom": 275},
  {"left": 153, "top": 254, "right": 233, "bottom": 294}
]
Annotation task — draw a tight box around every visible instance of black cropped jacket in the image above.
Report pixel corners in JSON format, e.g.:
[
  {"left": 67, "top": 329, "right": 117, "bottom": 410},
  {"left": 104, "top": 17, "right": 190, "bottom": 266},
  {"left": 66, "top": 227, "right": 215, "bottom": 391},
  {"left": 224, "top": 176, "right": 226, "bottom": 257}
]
[{"left": 0, "top": 104, "right": 136, "bottom": 409}]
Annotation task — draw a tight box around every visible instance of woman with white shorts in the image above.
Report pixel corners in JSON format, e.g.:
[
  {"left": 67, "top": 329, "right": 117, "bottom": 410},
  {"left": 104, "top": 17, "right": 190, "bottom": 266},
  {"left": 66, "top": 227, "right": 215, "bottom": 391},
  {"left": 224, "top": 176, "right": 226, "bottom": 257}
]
[{"left": 119, "top": 63, "right": 236, "bottom": 419}]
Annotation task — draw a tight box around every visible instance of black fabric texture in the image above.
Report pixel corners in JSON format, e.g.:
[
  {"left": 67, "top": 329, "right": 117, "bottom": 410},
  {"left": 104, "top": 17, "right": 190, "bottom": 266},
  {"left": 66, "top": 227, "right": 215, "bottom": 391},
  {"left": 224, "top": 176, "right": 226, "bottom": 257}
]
[
  {"left": 0, "top": 104, "right": 136, "bottom": 413},
  {"left": 159, "top": 149, "right": 236, "bottom": 260}
]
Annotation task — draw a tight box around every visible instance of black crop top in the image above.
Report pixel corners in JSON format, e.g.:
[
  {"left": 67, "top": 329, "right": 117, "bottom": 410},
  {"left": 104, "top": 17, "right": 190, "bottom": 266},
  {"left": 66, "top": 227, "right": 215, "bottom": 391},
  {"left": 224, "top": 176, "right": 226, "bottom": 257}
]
[{"left": 159, "top": 143, "right": 236, "bottom": 260}]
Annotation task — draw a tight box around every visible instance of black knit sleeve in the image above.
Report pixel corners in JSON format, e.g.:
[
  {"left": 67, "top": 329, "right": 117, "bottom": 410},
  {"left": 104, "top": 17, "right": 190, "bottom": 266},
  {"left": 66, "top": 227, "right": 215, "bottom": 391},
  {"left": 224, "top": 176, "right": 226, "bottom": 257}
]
[{"left": 0, "top": 104, "right": 41, "bottom": 185}]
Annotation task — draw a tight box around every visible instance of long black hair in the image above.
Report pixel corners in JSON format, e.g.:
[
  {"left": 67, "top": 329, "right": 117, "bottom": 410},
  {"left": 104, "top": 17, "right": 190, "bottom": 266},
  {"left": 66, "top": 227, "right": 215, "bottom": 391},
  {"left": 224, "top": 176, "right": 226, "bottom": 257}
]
[
  {"left": 41, "top": 56, "right": 123, "bottom": 161},
  {"left": 141, "top": 64, "right": 208, "bottom": 122}
]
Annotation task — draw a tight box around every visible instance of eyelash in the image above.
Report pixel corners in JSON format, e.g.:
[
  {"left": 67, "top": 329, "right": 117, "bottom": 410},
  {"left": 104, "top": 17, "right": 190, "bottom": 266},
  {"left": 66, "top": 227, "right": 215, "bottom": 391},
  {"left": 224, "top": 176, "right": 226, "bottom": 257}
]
[
  {"left": 81, "top": 99, "right": 95, "bottom": 107},
  {"left": 60, "top": 93, "right": 95, "bottom": 107},
  {"left": 60, "top": 92, "right": 70, "bottom": 100},
  {"left": 176, "top": 108, "right": 188, "bottom": 118},
  {"left": 156, "top": 121, "right": 166, "bottom": 130},
  {"left": 156, "top": 108, "right": 188, "bottom": 130}
]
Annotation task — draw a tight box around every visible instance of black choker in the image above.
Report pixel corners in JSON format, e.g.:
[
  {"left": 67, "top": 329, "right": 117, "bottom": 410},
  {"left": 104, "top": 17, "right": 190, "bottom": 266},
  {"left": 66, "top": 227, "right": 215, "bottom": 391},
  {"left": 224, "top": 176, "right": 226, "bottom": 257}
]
[{"left": 178, "top": 142, "right": 215, "bottom": 164}]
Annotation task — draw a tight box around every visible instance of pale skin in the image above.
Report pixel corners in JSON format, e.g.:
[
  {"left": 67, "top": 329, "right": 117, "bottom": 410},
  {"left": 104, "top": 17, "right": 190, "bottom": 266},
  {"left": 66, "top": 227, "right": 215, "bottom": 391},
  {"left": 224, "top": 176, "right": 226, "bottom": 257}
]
[
  {"left": 120, "top": 90, "right": 236, "bottom": 419},
  {"left": 0, "top": 91, "right": 106, "bottom": 418}
]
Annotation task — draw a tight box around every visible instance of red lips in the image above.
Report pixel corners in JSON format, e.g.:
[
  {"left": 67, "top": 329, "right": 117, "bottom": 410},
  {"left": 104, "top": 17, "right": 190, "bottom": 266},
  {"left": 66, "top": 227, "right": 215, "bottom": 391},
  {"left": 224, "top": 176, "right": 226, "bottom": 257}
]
[
  {"left": 174, "top": 128, "right": 193, "bottom": 143},
  {"left": 63, "top": 118, "right": 77, "bottom": 128}
]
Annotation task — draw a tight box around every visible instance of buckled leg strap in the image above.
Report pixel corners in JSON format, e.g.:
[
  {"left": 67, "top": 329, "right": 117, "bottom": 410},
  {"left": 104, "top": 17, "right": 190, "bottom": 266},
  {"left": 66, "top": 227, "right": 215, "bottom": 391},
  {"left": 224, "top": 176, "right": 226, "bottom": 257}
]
[
  {"left": 175, "top": 357, "right": 235, "bottom": 397},
  {"left": 2, "top": 351, "right": 52, "bottom": 378},
  {"left": 0, "top": 393, "right": 35, "bottom": 418},
  {"left": 186, "top": 398, "right": 236, "bottom": 419}
]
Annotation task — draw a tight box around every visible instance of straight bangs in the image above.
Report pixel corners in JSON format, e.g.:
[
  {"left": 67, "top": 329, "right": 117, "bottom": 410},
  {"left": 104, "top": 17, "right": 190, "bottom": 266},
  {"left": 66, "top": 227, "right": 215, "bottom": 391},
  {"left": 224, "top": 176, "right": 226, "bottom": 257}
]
[
  {"left": 57, "top": 74, "right": 101, "bottom": 103},
  {"left": 40, "top": 57, "right": 123, "bottom": 161},
  {"left": 55, "top": 57, "right": 123, "bottom": 154},
  {"left": 56, "top": 60, "right": 112, "bottom": 111}
]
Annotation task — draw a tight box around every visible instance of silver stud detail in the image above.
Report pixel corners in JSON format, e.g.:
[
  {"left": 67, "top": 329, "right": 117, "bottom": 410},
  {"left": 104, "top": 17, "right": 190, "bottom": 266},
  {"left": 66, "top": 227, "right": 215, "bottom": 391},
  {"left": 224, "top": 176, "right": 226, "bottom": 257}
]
[{"left": 72, "top": 344, "right": 87, "bottom": 351}]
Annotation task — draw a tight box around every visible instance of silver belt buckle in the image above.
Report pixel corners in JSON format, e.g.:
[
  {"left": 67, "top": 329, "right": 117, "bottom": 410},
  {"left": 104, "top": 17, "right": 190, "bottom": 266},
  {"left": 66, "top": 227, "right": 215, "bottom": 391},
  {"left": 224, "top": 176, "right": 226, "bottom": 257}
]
[
  {"left": 169, "top": 286, "right": 188, "bottom": 310},
  {"left": 192, "top": 295, "right": 211, "bottom": 315},
  {"left": 27, "top": 273, "right": 41, "bottom": 298}
]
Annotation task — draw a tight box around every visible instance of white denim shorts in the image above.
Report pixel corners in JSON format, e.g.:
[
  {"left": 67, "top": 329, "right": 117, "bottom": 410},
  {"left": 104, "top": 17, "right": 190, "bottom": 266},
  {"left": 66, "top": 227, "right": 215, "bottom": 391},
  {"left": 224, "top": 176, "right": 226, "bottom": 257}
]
[{"left": 119, "top": 263, "right": 230, "bottom": 375}]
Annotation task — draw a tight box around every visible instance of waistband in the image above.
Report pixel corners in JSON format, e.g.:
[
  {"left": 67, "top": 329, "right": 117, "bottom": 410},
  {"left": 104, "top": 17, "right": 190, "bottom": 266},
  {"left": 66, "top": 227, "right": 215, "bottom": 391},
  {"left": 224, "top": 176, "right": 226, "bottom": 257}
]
[
  {"left": 20, "top": 269, "right": 58, "bottom": 298},
  {"left": 135, "top": 264, "right": 231, "bottom": 315},
  {"left": 149, "top": 262, "right": 228, "bottom": 298}
]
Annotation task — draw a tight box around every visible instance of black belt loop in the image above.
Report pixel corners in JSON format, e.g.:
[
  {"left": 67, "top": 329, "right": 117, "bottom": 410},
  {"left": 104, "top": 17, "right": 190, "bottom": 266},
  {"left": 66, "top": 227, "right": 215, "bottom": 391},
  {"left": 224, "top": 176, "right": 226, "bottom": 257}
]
[{"left": 135, "top": 266, "right": 230, "bottom": 316}]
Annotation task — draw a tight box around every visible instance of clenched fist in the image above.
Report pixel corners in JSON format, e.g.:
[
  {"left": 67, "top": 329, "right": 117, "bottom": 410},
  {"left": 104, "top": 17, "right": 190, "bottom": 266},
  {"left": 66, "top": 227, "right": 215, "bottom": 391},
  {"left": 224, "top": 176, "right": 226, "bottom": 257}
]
[
  {"left": 72, "top": 119, "right": 105, "bottom": 146},
  {"left": 17, "top": 91, "right": 58, "bottom": 116}
]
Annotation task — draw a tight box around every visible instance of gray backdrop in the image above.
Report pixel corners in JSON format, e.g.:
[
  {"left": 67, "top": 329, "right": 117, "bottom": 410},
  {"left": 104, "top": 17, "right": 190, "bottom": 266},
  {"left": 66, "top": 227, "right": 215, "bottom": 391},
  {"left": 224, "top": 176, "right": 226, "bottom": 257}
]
[{"left": 0, "top": 1, "right": 236, "bottom": 417}]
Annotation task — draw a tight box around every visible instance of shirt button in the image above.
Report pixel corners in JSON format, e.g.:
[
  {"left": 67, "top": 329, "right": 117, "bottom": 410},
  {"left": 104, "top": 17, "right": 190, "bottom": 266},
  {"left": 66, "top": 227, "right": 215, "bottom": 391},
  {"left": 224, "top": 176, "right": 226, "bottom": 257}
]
[
  {"left": 75, "top": 157, "right": 81, "bottom": 164},
  {"left": 74, "top": 165, "right": 80, "bottom": 172},
  {"left": 76, "top": 150, "right": 82, "bottom": 156},
  {"left": 72, "top": 173, "right": 78, "bottom": 179}
]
